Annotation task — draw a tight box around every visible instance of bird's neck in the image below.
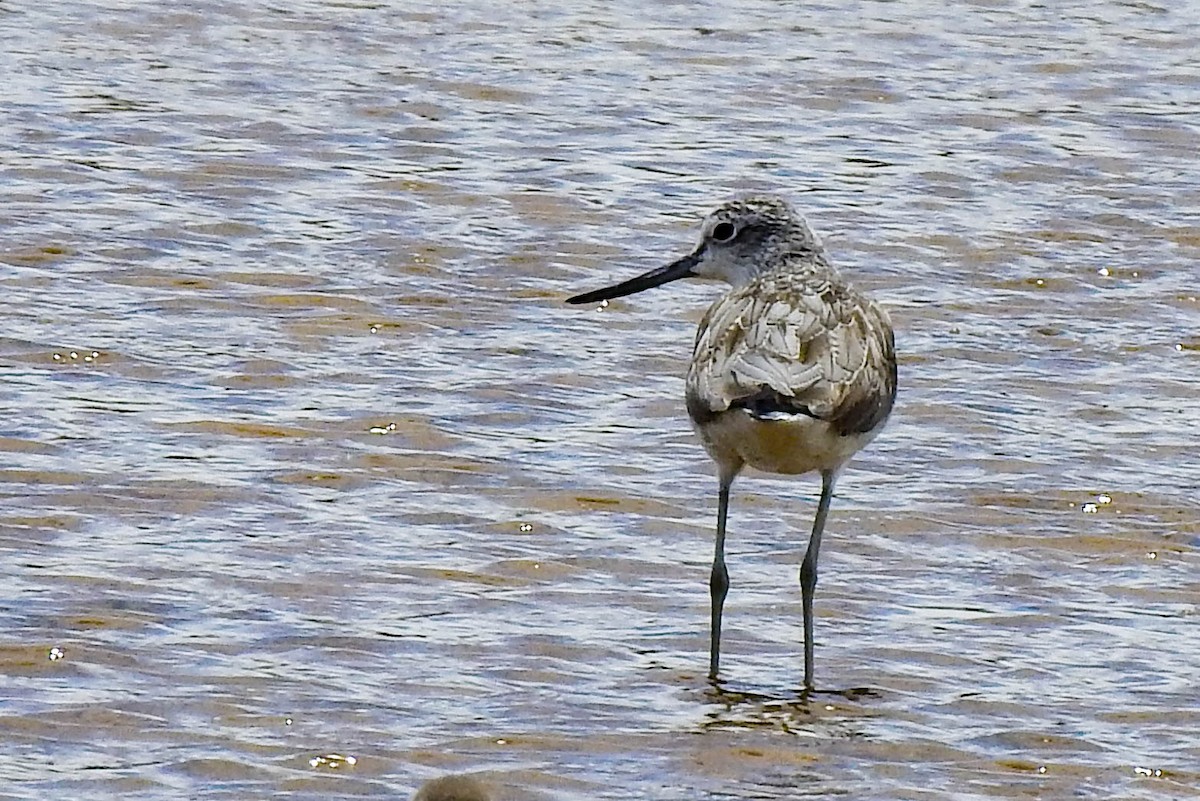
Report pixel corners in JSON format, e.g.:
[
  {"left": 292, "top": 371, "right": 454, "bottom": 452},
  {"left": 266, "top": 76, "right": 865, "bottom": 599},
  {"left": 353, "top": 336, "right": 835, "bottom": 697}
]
[{"left": 750, "top": 248, "right": 835, "bottom": 282}]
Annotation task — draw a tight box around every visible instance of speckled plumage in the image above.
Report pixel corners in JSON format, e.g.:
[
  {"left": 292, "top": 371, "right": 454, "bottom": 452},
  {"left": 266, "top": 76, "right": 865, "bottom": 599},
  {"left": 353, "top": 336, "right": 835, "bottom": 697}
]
[
  {"left": 567, "top": 194, "right": 896, "bottom": 689},
  {"left": 685, "top": 219, "right": 895, "bottom": 473}
]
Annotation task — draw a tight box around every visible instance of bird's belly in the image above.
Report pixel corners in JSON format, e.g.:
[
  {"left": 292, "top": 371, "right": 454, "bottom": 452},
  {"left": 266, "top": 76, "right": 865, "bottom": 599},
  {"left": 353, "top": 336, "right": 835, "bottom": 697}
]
[{"left": 694, "top": 409, "right": 870, "bottom": 476}]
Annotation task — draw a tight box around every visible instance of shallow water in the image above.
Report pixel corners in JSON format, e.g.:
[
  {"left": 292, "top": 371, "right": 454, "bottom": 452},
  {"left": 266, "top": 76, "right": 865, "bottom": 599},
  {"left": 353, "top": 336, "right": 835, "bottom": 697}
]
[{"left": 3, "top": 1, "right": 1199, "bottom": 799}]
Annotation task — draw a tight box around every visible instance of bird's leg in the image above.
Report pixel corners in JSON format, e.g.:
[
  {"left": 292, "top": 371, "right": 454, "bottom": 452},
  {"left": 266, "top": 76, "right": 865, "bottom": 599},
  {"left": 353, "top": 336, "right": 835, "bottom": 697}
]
[
  {"left": 708, "top": 474, "right": 733, "bottom": 680},
  {"left": 800, "top": 470, "right": 836, "bottom": 690}
]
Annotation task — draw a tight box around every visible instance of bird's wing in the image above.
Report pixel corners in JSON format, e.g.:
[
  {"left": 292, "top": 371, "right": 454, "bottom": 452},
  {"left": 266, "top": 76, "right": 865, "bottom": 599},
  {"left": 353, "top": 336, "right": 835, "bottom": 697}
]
[{"left": 686, "top": 272, "right": 896, "bottom": 436}]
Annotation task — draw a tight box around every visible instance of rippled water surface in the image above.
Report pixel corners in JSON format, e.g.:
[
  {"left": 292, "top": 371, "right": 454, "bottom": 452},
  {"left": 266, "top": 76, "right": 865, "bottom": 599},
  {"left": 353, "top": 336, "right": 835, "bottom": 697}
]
[{"left": 3, "top": 1, "right": 1199, "bottom": 798}]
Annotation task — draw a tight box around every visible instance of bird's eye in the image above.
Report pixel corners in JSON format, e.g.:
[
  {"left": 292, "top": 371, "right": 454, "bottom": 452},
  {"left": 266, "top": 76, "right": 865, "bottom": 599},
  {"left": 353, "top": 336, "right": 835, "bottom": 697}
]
[{"left": 711, "top": 222, "right": 737, "bottom": 243}]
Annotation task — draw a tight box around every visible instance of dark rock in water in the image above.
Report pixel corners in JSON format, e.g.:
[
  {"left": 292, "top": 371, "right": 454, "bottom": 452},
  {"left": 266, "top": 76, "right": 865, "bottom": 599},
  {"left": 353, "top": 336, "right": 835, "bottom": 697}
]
[{"left": 414, "top": 774, "right": 492, "bottom": 801}]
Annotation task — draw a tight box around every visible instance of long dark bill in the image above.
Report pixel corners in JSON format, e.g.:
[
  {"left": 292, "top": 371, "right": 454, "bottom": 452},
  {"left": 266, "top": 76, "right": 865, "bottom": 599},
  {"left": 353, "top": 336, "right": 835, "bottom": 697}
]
[{"left": 566, "top": 249, "right": 703, "bottom": 305}]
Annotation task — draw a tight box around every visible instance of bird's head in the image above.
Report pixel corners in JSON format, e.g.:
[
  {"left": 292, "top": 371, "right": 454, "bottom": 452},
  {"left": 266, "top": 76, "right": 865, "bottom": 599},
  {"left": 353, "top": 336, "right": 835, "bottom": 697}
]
[{"left": 566, "top": 195, "right": 823, "bottom": 305}]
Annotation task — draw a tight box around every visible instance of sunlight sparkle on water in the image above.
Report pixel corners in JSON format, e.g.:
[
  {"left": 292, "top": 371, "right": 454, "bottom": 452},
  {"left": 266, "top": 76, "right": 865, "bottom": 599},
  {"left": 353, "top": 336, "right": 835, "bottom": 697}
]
[
  {"left": 309, "top": 753, "right": 357, "bottom": 769},
  {"left": 1080, "top": 493, "right": 1114, "bottom": 514},
  {"left": 51, "top": 350, "right": 100, "bottom": 363}
]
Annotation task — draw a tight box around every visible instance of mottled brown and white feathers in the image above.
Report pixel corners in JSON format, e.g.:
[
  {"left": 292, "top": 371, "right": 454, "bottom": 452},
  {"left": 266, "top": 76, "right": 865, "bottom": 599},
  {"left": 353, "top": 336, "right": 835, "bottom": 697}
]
[
  {"left": 686, "top": 270, "right": 895, "bottom": 434},
  {"left": 681, "top": 197, "right": 896, "bottom": 477}
]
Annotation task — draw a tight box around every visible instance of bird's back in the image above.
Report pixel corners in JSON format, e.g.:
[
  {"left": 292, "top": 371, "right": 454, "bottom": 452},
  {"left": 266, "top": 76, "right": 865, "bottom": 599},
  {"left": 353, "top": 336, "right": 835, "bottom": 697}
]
[{"left": 685, "top": 263, "right": 896, "bottom": 476}]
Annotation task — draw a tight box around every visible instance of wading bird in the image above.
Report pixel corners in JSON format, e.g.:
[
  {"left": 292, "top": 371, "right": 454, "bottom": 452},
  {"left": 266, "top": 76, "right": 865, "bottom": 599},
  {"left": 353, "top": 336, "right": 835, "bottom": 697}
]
[{"left": 568, "top": 195, "right": 896, "bottom": 688}]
